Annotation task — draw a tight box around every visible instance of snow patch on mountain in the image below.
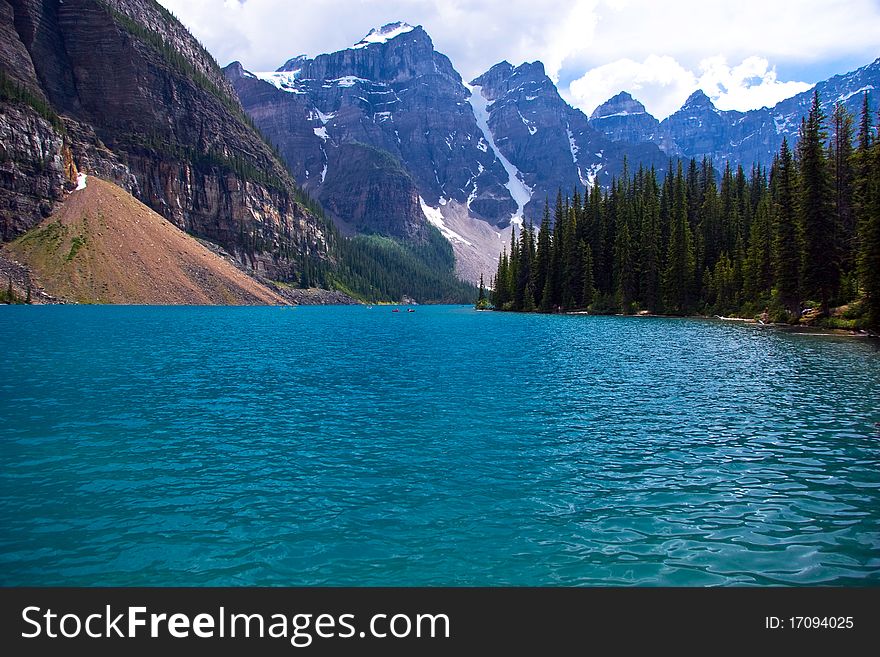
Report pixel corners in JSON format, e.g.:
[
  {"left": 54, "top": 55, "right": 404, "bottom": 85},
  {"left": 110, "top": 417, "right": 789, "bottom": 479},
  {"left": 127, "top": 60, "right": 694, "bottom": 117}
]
[
  {"left": 316, "top": 110, "right": 336, "bottom": 124},
  {"left": 327, "top": 76, "right": 368, "bottom": 88},
  {"left": 518, "top": 109, "right": 537, "bottom": 135},
  {"left": 420, "top": 197, "right": 473, "bottom": 246},
  {"left": 467, "top": 85, "right": 532, "bottom": 227},
  {"left": 566, "top": 127, "right": 579, "bottom": 164},
  {"left": 253, "top": 70, "right": 305, "bottom": 93},
  {"left": 837, "top": 85, "right": 875, "bottom": 103},
  {"left": 354, "top": 22, "right": 415, "bottom": 48},
  {"left": 585, "top": 163, "right": 603, "bottom": 187}
]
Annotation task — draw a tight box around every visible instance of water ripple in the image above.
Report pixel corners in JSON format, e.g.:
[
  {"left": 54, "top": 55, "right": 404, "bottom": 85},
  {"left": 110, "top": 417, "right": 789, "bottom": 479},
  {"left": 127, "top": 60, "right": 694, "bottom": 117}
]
[{"left": 1, "top": 306, "right": 878, "bottom": 585}]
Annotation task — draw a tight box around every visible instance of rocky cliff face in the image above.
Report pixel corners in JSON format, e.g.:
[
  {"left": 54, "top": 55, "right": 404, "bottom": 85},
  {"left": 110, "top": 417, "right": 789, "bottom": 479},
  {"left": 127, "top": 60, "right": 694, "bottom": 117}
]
[
  {"left": 320, "top": 143, "right": 429, "bottom": 241},
  {"left": 0, "top": 103, "right": 65, "bottom": 240},
  {"left": 590, "top": 57, "right": 880, "bottom": 172},
  {"left": 0, "top": 0, "right": 329, "bottom": 280}
]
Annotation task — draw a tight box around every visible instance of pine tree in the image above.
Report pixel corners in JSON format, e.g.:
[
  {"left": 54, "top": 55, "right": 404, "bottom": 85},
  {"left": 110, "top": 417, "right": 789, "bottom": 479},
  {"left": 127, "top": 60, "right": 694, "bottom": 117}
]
[
  {"left": 686, "top": 158, "right": 701, "bottom": 232},
  {"left": 492, "top": 248, "right": 510, "bottom": 309},
  {"left": 515, "top": 223, "right": 535, "bottom": 311},
  {"left": 639, "top": 167, "right": 662, "bottom": 312},
  {"left": 533, "top": 201, "right": 552, "bottom": 309},
  {"left": 773, "top": 138, "right": 801, "bottom": 317},
  {"left": 854, "top": 93, "right": 875, "bottom": 314},
  {"left": 798, "top": 91, "right": 835, "bottom": 311},
  {"left": 858, "top": 108, "right": 880, "bottom": 326},
  {"left": 587, "top": 183, "right": 610, "bottom": 298},
  {"left": 547, "top": 191, "right": 566, "bottom": 309},
  {"left": 615, "top": 217, "right": 636, "bottom": 310},
  {"left": 508, "top": 227, "right": 520, "bottom": 309},
  {"left": 662, "top": 163, "right": 695, "bottom": 314},
  {"left": 580, "top": 240, "right": 596, "bottom": 308},
  {"left": 830, "top": 102, "right": 856, "bottom": 299},
  {"left": 561, "top": 206, "right": 581, "bottom": 309},
  {"left": 709, "top": 252, "right": 737, "bottom": 315},
  {"left": 697, "top": 172, "right": 720, "bottom": 298},
  {"left": 743, "top": 192, "right": 773, "bottom": 302},
  {"left": 476, "top": 273, "right": 488, "bottom": 309}
]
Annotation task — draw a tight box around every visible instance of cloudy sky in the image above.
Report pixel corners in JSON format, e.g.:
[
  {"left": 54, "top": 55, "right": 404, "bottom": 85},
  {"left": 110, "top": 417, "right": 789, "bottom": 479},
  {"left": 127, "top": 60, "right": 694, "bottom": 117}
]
[{"left": 157, "top": 0, "right": 880, "bottom": 119}]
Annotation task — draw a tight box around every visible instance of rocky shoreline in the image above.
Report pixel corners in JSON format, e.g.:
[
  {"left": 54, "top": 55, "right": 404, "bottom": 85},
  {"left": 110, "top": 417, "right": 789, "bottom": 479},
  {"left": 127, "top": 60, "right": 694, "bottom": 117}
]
[{"left": 559, "top": 308, "right": 877, "bottom": 338}]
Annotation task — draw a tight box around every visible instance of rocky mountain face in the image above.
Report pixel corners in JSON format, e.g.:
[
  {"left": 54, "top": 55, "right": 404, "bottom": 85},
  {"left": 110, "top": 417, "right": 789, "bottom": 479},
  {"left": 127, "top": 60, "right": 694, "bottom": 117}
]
[
  {"left": 470, "top": 61, "right": 667, "bottom": 222},
  {"left": 590, "top": 57, "right": 880, "bottom": 172},
  {"left": 0, "top": 0, "right": 329, "bottom": 280},
  {"left": 227, "top": 23, "right": 519, "bottom": 237},
  {"left": 227, "top": 23, "right": 668, "bottom": 282}
]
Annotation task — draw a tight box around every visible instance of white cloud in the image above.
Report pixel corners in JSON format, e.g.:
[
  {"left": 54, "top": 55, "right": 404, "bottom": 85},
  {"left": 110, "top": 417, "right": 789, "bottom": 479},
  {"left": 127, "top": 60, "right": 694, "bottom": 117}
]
[
  {"left": 569, "top": 55, "right": 815, "bottom": 119},
  {"left": 696, "top": 57, "right": 814, "bottom": 114},
  {"left": 157, "top": 0, "right": 880, "bottom": 116},
  {"left": 570, "top": 55, "right": 695, "bottom": 120}
]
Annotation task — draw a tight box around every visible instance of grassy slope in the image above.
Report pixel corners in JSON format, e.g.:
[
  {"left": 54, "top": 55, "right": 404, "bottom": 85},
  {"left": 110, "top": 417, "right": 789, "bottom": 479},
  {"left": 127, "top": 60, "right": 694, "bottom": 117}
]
[{"left": 4, "top": 177, "right": 288, "bottom": 305}]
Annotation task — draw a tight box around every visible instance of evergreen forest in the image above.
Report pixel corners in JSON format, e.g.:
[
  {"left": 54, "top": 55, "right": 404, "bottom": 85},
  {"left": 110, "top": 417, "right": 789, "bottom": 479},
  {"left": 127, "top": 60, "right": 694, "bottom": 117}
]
[{"left": 491, "top": 92, "right": 880, "bottom": 328}]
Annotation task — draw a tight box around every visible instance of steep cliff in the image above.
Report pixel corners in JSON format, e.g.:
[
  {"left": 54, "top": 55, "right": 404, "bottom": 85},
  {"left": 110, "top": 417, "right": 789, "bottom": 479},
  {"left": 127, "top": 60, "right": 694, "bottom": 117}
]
[{"left": 0, "top": 0, "right": 330, "bottom": 281}]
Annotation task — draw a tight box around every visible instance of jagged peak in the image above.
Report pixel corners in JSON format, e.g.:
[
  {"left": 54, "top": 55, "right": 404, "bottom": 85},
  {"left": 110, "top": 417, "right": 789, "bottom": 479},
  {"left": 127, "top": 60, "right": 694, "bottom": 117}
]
[
  {"left": 469, "top": 61, "right": 513, "bottom": 88},
  {"left": 353, "top": 22, "right": 419, "bottom": 49},
  {"left": 513, "top": 61, "right": 546, "bottom": 78},
  {"left": 683, "top": 89, "right": 714, "bottom": 108},
  {"left": 222, "top": 61, "right": 250, "bottom": 79},
  {"left": 590, "top": 91, "right": 649, "bottom": 120}
]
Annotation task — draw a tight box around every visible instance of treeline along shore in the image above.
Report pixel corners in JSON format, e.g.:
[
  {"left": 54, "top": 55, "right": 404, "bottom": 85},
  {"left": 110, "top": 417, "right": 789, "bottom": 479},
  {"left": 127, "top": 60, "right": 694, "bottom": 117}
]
[{"left": 490, "top": 92, "right": 880, "bottom": 330}]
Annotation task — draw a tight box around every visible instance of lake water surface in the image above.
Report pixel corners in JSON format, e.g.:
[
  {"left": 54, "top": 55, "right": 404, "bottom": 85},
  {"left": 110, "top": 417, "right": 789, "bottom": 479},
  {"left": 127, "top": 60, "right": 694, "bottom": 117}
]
[{"left": 1, "top": 305, "right": 878, "bottom": 585}]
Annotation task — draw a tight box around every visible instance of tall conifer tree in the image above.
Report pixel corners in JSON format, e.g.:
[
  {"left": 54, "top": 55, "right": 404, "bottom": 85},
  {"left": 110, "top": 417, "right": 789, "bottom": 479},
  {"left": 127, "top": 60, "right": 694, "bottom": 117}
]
[
  {"left": 798, "top": 91, "right": 835, "bottom": 310},
  {"left": 662, "top": 163, "right": 696, "bottom": 314},
  {"left": 773, "top": 138, "right": 801, "bottom": 316}
]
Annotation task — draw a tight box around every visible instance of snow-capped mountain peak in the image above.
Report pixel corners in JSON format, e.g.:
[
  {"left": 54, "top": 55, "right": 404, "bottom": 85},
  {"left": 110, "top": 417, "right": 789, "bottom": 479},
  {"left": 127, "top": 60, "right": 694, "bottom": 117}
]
[{"left": 353, "top": 22, "right": 416, "bottom": 48}]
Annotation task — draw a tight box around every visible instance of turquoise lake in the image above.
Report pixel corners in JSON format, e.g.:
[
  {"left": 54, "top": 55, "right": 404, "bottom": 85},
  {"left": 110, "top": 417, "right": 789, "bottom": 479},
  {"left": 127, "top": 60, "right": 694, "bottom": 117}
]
[{"left": 1, "top": 305, "right": 878, "bottom": 586}]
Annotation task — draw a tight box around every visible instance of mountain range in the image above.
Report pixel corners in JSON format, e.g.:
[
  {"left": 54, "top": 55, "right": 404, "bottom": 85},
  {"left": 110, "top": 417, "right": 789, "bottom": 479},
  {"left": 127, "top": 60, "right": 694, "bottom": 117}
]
[
  {"left": 590, "top": 59, "right": 880, "bottom": 172},
  {"left": 1, "top": 4, "right": 876, "bottom": 297},
  {"left": 226, "top": 21, "right": 878, "bottom": 283}
]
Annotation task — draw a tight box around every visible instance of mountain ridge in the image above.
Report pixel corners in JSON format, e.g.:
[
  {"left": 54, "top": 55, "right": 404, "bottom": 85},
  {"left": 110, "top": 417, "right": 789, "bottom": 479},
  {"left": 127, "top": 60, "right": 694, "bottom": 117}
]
[{"left": 588, "top": 57, "right": 880, "bottom": 171}]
